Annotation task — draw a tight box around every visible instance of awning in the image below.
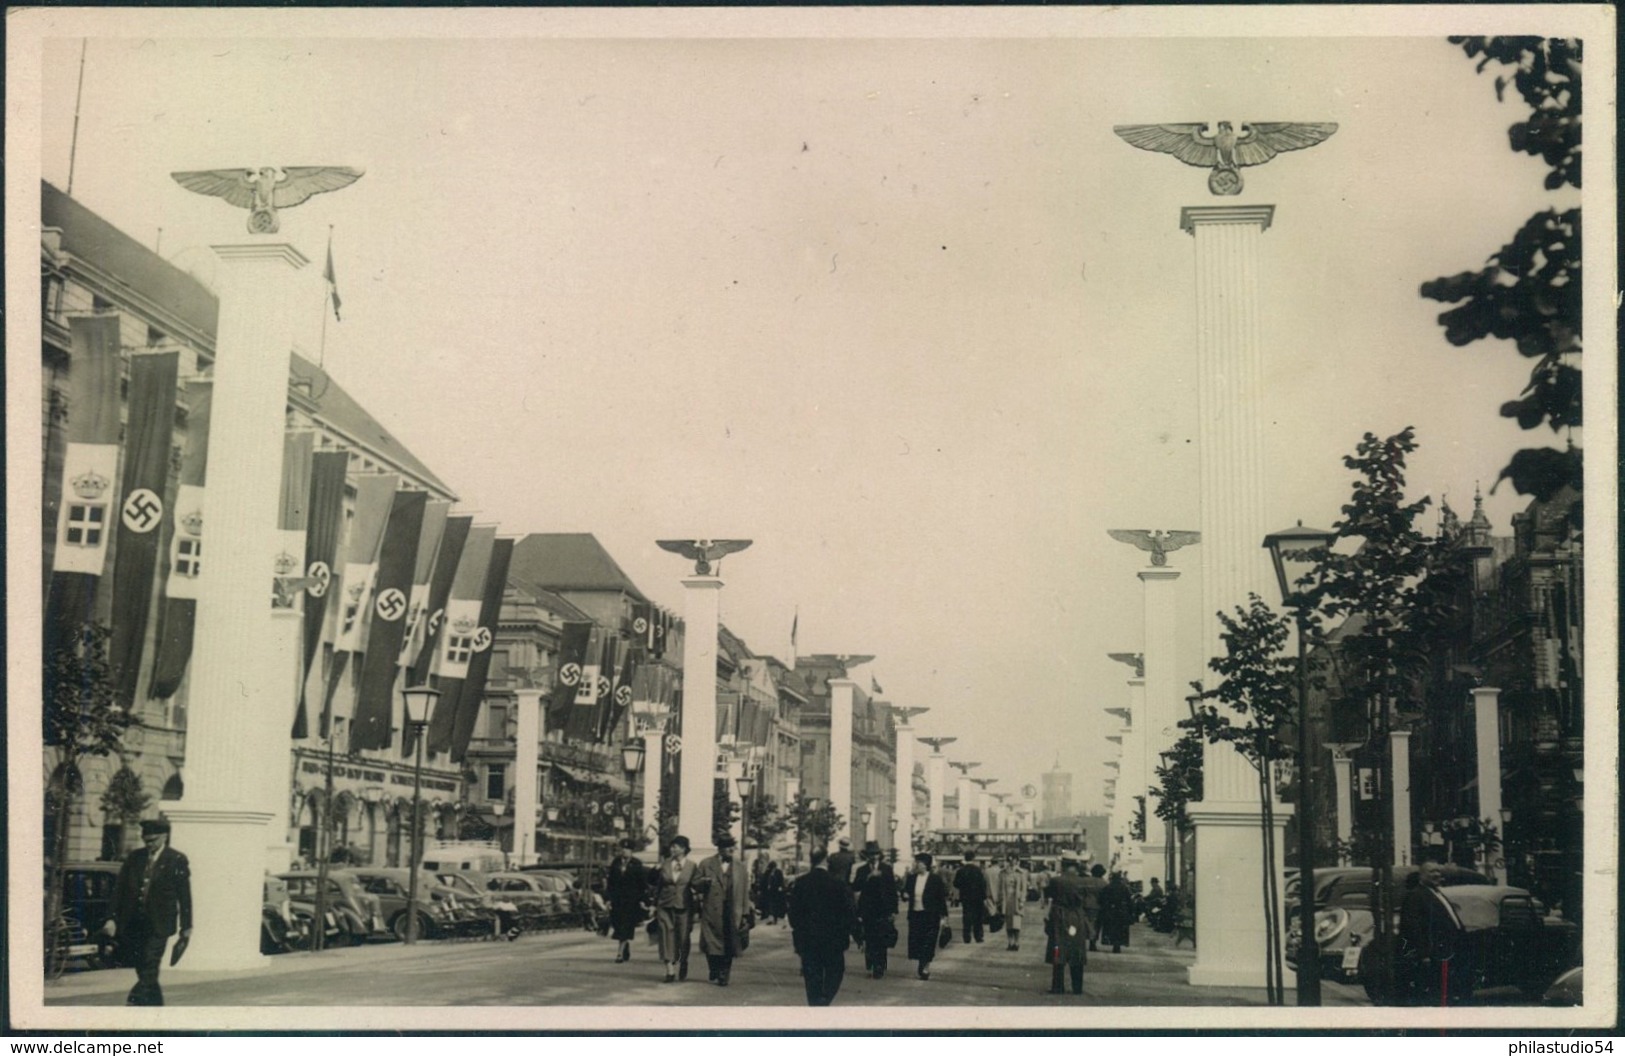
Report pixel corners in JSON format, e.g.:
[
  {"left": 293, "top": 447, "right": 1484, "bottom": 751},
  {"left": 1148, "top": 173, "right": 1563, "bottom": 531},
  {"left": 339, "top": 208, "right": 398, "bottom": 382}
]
[{"left": 551, "top": 762, "right": 603, "bottom": 785}]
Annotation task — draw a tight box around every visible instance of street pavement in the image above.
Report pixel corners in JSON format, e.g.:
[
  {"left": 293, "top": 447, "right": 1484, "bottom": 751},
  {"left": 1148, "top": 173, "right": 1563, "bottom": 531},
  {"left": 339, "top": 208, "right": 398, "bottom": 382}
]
[{"left": 45, "top": 918, "right": 1373, "bottom": 1009}]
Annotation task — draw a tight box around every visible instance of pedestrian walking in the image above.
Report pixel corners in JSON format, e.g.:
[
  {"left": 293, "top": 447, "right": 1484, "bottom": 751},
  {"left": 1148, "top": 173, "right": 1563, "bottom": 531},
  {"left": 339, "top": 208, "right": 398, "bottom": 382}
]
[
  {"left": 902, "top": 852, "right": 950, "bottom": 980},
  {"left": 952, "top": 850, "right": 989, "bottom": 944},
  {"left": 853, "top": 842, "right": 899, "bottom": 978},
  {"left": 998, "top": 852, "right": 1030, "bottom": 951},
  {"left": 1080, "top": 862, "right": 1109, "bottom": 952},
  {"left": 828, "top": 836, "right": 856, "bottom": 887},
  {"left": 606, "top": 838, "right": 648, "bottom": 963},
  {"left": 690, "top": 832, "right": 752, "bottom": 987},
  {"left": 651, "top": 836, "right": 697, "bottom": 983},
  {"left": 1043, "top": 853, "right": 1089, "bottom": 995},
  {"left": 1097, "top": 871, "right": 1134, "bottom": 953},
  {"left": 787, "top": 848, "right": 860, "bottom": 1006},
  {"left": 760, "top": 858, "right": 788, "bottom": 924},
  {"left": 101, "top": 817, "right": 192, "bottom": 1006}
]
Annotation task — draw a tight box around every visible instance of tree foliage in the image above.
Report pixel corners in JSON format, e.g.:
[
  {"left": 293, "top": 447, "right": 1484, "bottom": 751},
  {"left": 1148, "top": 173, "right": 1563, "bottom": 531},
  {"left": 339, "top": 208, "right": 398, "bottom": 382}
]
[
  {"left": 1420, "top": 37, "right": 1582, "bottom": 501},
  {"left": 744, "top": 795, "right": 792, "bottom": 849},
  {"left": 1151, "top": 727, "right": 1203, "bottom": 835},
  {"left": 785, "top": 793, "right": 845, "bottom": 850}
]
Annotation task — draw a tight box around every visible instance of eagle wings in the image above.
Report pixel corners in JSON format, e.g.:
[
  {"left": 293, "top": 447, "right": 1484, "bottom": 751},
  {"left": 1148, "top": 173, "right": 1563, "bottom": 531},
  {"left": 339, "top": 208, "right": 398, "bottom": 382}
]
[
  {"left": 171, "top": 166, "right": 364, "bottom": 232},
  {"left": 655, "top": 538, "right": 753, "bottom": 576},
  {"left": 1107, "top": 529, "right": 1202, "bottom": 566},
  {"left": 1113, "top": 122, "right": 1337, "bottom": 195}
]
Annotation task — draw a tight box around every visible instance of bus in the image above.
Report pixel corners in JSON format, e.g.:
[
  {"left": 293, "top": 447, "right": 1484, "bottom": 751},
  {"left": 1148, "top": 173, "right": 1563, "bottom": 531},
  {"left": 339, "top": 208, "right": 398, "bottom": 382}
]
[{"left": 923, "top": 828, "right": 1089, "bottom": 868}]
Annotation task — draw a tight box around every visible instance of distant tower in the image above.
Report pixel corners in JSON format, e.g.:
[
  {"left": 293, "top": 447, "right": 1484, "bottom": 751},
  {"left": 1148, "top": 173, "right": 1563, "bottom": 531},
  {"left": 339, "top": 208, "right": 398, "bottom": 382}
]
[{"left": 1041, "top": 757, "right": 1073, "bottom": 826}]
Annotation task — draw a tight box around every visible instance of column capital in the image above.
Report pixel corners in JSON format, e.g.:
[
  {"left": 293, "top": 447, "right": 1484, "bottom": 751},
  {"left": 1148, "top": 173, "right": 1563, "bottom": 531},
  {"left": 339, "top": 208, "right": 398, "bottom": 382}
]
[
  {"left": 211, "top": 243, "right": 311, "bottom": 269},
  {"left": 1179, "top": 204, "right": 1275, "bottom": 234},
  {"left": 681, "top": 576, "right": 727, "bottom": 592},
  {"left": 1137, "top": 567, "right": 1182, "bottom": 583}
]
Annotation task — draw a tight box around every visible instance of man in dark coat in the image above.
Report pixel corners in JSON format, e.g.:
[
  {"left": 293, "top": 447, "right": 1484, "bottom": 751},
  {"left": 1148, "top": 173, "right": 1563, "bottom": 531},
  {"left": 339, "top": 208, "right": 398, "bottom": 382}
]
[
  {"left": 853, "top": 842, "right": 899, "bottom": 978},
  {"left": 827, "top": 836, "right": 856, "bottom": 887},
  {"left": 788, "top": 848, "right": 860, "bottom": 1005},
  {"left": 952, "top": 850, "right": 989, "bottom": 944},
  {"left": 102, "top": 817, "right": 192, "bottom": 1006},
  {"left": 902, "top": 852, "right": 949, "bottom": 980},
  {"left": 1080, "top": 863, "right": 1109, "bottom": 952},
  {"left": 690, "top": 832, "right": 752, "bottom": 986},
  {"left": 1097, "top": 871, "right": 1134, "bottom": 953},
  {"left": 605, "top": 838, "right": 649, "bottom": 963},
  {"left": 1044, "top": 855, "right": 1089, "bottom": 995},
  {"left": 1399, "top": 863, "right": 1467, "bottom": 1004}
]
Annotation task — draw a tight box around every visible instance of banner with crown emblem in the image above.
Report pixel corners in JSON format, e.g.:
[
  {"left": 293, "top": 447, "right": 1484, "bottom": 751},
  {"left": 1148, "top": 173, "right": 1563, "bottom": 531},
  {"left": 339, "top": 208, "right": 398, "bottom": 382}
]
[
  {"left": 407, "top": 515, "right": 470, "bottom": 689},
  {"left": 424, "top": 524, "right": 495, "bottom": 752},
  {"left": 447, "top": 536, "right": 514, "bottom": 762},
  {"left": 351, "top": 490, "right": 427, "bottom": 752},
  {"left": 106, "top": 351, "right": 180, "bottom": 710},
  {"left": 271, "top": 432, "right": 314, "bottom": 614},
  {"left": 44, "top": 316, "right": 125, "bottom": 740},
  {"left": 291, "top": 450, "right": 349, "bottom": 738},
  {"left": 148, "top": 380, "right": 211, "bottom": 700}
]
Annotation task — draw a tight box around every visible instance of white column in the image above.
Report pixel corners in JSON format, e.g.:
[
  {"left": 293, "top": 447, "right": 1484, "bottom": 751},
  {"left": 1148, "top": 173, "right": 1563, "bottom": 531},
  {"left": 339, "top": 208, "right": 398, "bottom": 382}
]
[
  {"left": 1330, "top": 746, "right": 1355, "bottom": 865},
  {"left": 642, "top": 728, "right": 664, "bottom": 847},
  {"left": 265, "top": 607, "right": 302, "bottom": 874},
  {"left": 1392, "top": 729, "right": 1413, "bottom": 867},
  {"left": 1140, "top": 566, "right": 1180, "bottom": 882},
  {"left": 726, "top": 756, "right": 745, "bottom": 849},
  {"left": 1180, "top": 204, "right": 1295, "bottom": 989},
  {"left": 957, "top": 773, "right": 974, "bottom": 830},
  {"left": 894, "top": 723, "right": 916, "bottom": 859},
  {"left": 170, "top": 242, "right": 309, "bottom": 972},
  {"left": 678, "top": 576, "right": 724, "bottom": 861},
  {"left": 927, "top": 751, "right": 948, "bottom": 832},
  {"left": 1472, "top": 687, "right": 1504, "bottom": 866},
  {"left": 512, "top": 690, "right": 543, "bottom": 867},
  {"left": 1120, "top": 677, "right": 1148, "bottom": 883},
  {"left": 827, "top": 680, "right": 856, "bottom": 839}
]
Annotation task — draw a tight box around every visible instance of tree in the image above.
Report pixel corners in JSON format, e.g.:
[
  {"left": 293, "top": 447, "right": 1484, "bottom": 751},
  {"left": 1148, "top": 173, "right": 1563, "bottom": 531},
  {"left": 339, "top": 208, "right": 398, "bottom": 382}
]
[
  {"left": 1151, "top": 727, "right": 1204, "bottom": 851},
  {"left": 1308, "top": 427, "right": 1458, "bottom": 1001},
  {"left": 743, "top": 796, "right": 791, "bottom": 850},
  {"left": 99, "top": 766, "right": 152, "bottom": 858},
  {"left": 785, "top": 793, "right": 845, "bottom": 858},
  {"left": 1420, "top": 37, "right": 1582, "bottom": 503},
  {"left": 1189, "top": 595, "right": 1299, "bottom": 1006},
  {"left": 43, "top": 623, "right": 135, "bottom": 948}
]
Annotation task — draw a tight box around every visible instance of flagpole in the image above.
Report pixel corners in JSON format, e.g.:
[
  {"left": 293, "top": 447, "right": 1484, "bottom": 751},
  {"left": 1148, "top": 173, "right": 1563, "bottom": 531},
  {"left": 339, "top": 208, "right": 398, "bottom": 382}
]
[
  {"left": 318, "top": 226, "right": 333, "bottom": 369},
  {"left": 66, "top": 40, "right": 88, "bottom": 195}
]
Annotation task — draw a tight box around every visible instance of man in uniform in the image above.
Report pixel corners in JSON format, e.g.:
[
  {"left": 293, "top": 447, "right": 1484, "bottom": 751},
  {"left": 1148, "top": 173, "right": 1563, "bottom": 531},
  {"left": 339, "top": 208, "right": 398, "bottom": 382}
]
[{"left": 102, "top": 817, "right": 192, "bottom": 1006}]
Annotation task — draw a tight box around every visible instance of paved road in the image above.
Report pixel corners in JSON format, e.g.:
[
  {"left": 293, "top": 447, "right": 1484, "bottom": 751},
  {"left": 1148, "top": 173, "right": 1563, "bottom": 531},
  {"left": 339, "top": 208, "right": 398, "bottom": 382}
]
[{"left": 46, "top": 919, "right": 1372, "bottom": 1008}]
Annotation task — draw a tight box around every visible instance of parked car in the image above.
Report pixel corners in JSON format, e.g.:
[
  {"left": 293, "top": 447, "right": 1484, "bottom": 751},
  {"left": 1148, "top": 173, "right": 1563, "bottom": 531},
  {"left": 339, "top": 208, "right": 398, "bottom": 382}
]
[
  {"left": 431, "top": 871, "right": 517, "bottom": 937},
  {"left": 486, "top": 872, "right": 585, "bottom": 930},
  {"left": 1543, "top": 966, "right": 1583, "bottom": 1006},
  {"left": 1354, "top": 884, "right": 1580, "bottom": 1004},
  {"left": 278, "top": 869, "right": 386, "bottom": 945},
  {"left": 261, "top": 874, "right": 310, "bottom": 954},
  {"left": 52, "top": 862, "right": 122, "bottom": 973},
  {"left": 347, "top": 867, "right": 482, "bottom": 940},
  {"left": 1286, "top": 864, "right": 1492, "bottom": 981}
]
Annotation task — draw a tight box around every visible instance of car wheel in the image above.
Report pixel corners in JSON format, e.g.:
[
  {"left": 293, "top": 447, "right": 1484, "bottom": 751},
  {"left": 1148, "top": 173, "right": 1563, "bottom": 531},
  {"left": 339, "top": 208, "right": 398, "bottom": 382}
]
[{"left": 391, "top": 911, "right": 436, "bottom": 942}]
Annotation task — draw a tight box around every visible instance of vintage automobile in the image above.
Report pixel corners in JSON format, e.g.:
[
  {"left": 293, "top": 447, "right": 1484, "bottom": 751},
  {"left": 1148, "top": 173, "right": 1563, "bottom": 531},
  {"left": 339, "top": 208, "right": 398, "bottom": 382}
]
[
  {"left": 261, "top": 874, "right": 310, "bottom": 954},
  {"left": 278, "top": 868, "right": 387, "bottom": 945},
  {"left": 1285, "top": 864, "right": 1492, "bottom": 982},
  {"left": 1353, "top": 884, "right": 1580, "bottom": 1004},
  {"left": 487, "top": 871, "right": 587, "bottom": 930},
  {"left": 431, "top": 871, "right": 519, "bottom": 937},
  {"left": 49, "top": 862, "right": 122, "bottom": 975},
  {"left": 347, "top": 867, "right": 486, "bottom": 940}
]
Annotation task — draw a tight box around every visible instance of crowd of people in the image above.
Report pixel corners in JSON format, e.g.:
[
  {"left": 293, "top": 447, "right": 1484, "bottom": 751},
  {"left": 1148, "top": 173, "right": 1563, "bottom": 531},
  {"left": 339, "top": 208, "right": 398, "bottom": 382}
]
[{"left": 600, "top": 831, "right": 1177, "bottom": 1006}]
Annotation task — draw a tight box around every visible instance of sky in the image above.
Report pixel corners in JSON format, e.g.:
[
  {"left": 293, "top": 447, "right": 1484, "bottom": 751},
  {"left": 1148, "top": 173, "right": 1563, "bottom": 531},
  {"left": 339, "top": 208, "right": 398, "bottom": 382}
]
[{"left": 21, "top": 10, "right": 1602, "bottom": 817}]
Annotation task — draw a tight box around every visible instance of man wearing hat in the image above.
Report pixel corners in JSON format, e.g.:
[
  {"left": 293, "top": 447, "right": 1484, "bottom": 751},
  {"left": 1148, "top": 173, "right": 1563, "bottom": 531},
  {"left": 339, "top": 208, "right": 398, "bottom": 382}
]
[
  {"left": 853, "top": 841, "right": 899, "bottom": 978},
  {"left": 952, "top": 849, "right": 990, "bottom": 944},
  {"left": 788, "top": 847, "right": 860, "bottom": 1005},
  {"left": 827, "top": 836, "right": 856, "bottom": 888},
  {"left": 902, "top": 852, "right": 949, "bottom": 980},
  {"left": 102, "top": 817, "right": 192, "bottom": 1006},
  {"left": 605, "top": 837, "right": 649, "bottom": 964},
  {"left": 689, "top": 832, "right": 752, "bottom": 986}
]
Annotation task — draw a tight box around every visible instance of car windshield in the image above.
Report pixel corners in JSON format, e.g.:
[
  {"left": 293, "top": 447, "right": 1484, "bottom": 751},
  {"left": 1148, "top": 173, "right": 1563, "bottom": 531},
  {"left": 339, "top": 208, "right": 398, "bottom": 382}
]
[{"left": 438, "top": 874, "right": 480, "bottom": 896}]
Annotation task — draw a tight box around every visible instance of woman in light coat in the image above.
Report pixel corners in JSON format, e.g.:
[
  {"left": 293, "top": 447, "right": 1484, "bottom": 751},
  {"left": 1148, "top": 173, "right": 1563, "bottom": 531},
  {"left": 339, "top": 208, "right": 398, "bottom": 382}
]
[
  {"left": 998, "top": 852, "right": 1030, "bottom": 951},
  {"left": 650, "top": 835, "right": 697, "bottom": 983}
]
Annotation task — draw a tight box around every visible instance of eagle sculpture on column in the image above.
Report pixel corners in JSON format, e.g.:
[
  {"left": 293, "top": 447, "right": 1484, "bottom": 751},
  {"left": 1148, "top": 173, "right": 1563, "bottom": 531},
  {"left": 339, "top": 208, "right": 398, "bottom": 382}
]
[
  {"left": 655, "top": 538, "right": 753, "bottom": 576},
  {"left": 171, "top": 166, "right": 365, "bottom": 233},
  {"left": 1112, "top": 122, "right": 1337, "bottom": 195},
  {"left": 1107, "top": 529, "right": 1201, "bottom": 567}
]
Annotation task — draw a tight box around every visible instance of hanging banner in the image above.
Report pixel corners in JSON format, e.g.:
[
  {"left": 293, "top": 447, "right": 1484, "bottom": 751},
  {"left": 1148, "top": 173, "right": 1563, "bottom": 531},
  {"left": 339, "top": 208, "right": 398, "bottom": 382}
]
[
  {"left": 407, "top": 515, "right": 471, "bottom": 687},
  {"left": 291, "top": 450, "right": 349, "bottom": 738},
  {"left": 148, "top": 380, "right": 211, "bottom": 700},
  {"left": 448, "top": 537, "right": 514, "bottom": 762},
  {"left": 398, "top": 501, "right": 450, "bottom": 667},
  {"left": 425, "top": 524, "right": 495, "bottom": 752},
  {"left": 272, "top": 432, "right": 314, "bottom": 613},
  {"left": 107, "top": 351, "right": 179, "bottom": 710},
  {"left": 350, "top": 490, "right": 427, "bottom": 752}
]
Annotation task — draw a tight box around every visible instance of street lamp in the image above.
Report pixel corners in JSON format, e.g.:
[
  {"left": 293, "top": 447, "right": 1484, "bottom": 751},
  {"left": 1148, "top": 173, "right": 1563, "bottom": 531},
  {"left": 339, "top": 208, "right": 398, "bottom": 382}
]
[
  {"left": 860, "top": 807, "right": 873, "bottom": 843},
  {"left": 888, "top": 814, "right": 898, "bottom": 857},
  {"left": 400, "top": 684, "right": 440, "bottom": 945},
  {"left": 1263, "top": 521, "right": 1335, "bottom": 1007}
]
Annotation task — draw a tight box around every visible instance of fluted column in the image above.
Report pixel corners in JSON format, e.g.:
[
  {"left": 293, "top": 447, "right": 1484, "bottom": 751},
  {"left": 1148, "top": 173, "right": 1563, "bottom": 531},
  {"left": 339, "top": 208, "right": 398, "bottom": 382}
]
[
  {"left": 642, "top": 728, "right": 664, "bottom": 848},
  {"left": 1121, "top": 677, "right": 1148, "bottom": 882},
  {"left": 827, "top": 680, "right": 856, "bottom": 839},
  {"left": 894, "top": 723, "right": 916, "bottom": 859},
  {"left": 1179, "top": 205, "right": 1292, "bottom": 988},
  {"left": 957, "top": 774, "right": 974, "bottom": 830},
  {"left": 1140, "top": 566, "right": 1180, "bottom": 880},
  {"left": 169, "top": 243, "right": 309, "bottom": 972},
  {"left": 1392, "top": 728, "right": 1413, "bottom": 867},
  {"left": 678, "top": 576, "right": 724, "bottom": 861},
  {"left": 1330, "top": 746, "right": 1355, "bottom": 865},
  {"left": 1472, "top": 687, "right": 1504, "bottom": 870},
  {"left": 512, "top": 690, "right": 544, "bottom": 867},
  {"left": 927, "top": 751, "right": 948, "bottom": 832}
]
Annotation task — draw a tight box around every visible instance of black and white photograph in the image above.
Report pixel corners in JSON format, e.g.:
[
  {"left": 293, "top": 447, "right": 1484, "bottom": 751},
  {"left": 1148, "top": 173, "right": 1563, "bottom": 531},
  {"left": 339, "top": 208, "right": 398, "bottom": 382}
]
[{"left": 7, "top": 5, "right": 1615, "bottom": 1034}]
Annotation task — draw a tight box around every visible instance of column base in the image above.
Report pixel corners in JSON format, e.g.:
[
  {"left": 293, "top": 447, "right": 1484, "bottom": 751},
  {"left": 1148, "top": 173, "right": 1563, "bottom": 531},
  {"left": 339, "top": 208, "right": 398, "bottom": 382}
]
[
  {"left": 164, "top": 806, "right": 275, "bottom": 973},
  {"left": 1186, "top": 798, "right": 1292, "bottom": 990}
]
